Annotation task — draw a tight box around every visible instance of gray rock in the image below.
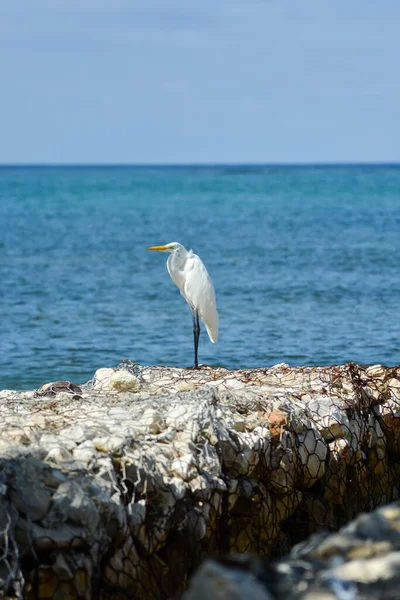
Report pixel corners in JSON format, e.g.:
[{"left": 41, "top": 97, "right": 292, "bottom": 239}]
[
  {"left": 184, "top": 559, "right": 273, "bottom": 600},
  {"left": 15, "top": 518, "right": 86, "bottom": 551},
  {"left": 9, "top": 457, "right": 52, "bottom": 522},
  {"left": 52, "top": 553, "right": 74, "bottom": 580},
  {"left": 1, "top": 362, "right": 400, "bottom": 598},
  {"left": 42, "top": 480, "right": 100, "bottom": 533}
]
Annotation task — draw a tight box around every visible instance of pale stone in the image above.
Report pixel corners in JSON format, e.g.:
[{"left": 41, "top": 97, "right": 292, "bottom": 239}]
[
  {"left": 0, "top": 438, "right": 17, "bottom": 453},
  {"left": 27, "top": 412, "right": 48, "bottom": 428},
  {"left": 107, "top": 407, "right": 131, "bottom": 420},
  {"left": 188, "top": 474, "right": 214, "bottom": 501},
  {"left": 168, "top": 476, "right": 187, "bottom": 500},
  {"left": 0, "top": 389, "right": 17, "bottom": 399},
  {"left": 45, "top": 446, "right": 74, "bottom": 462},
  {"left": 2, "top": 428, "right": 29, "bottom": 445},
  {"left": 388, "top": 378, "right": 400, "bottom": 389},
  {"left": 225, "top": 378, "right": 247, "bottom": 390},
  {"left": 365, "top": 364, "right": 386, "bottom": 378},
  {"left": 140, "top": 408, "right": 163, "bottom": 433},
  {"left": 93, "top": 367, "right": 114, "bottom": 390},
  {"left": 60, "top": 425, "right": 87, "bottom": 444},
  {"left": 92, "top": 435, "right": 126, "bottom": 453},
  {"left": 331, "top": 552, "right": 400, "bottom": 584},
  {"left": 40, "top": 433, "right": 63, "bottom": 447},
  {"left": 57, "top": 392, "right": 77, "bottom": 402},
  {"left": 178, "top": 381, "right": 197, "bottom": 392},
  {"left": 72, "top": 444, "right": 97, "bottom": 466},
  {"left": 110, "top": 370, "right": 140, "bottom": 392},
  {"left": 170, "top": 454, "right": 197, "bottom": 481}
]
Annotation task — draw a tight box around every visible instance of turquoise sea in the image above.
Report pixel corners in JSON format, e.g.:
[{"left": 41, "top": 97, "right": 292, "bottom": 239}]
[{"left": 1, "top": 165, "right": 400, "bottom": 390}]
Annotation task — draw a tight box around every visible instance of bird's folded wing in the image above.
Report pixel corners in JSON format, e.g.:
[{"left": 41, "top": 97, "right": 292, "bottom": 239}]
[{"left": 184, "top": 256, "right": 218, "bottom": 343}]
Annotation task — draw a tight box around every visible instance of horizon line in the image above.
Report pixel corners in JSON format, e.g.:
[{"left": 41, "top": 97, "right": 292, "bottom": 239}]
[{"left": 1, "top": 161, "right": 400, "bottom": 168}]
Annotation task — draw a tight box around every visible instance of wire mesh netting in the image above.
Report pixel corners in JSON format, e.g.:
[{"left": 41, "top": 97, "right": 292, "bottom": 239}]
[{"left": 0, "top": 361, "right": 399, "bottom": 599}]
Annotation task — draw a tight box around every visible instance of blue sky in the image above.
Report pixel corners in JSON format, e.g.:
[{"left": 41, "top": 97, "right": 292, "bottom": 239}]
[{"left": 1, "top": 1, "right": 399, "bottom": 164}]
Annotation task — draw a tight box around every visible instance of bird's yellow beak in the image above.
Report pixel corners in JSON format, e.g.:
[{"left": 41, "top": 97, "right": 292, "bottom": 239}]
[{"left": 147, "top": 245, "right": 169, "bottom": 251}]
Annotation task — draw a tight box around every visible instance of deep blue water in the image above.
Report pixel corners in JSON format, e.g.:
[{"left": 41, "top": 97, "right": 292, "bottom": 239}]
[{"left": 1, "top": 165, "right": 400, "bottom": 390}]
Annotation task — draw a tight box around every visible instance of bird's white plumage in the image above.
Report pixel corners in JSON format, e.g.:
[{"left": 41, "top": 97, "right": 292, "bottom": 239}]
[
  {"left": 168, "top": 246, "right": 218, "bottom": 343},
  {"left": 150, "top": 242, "right": 218, "bottom": 343}
]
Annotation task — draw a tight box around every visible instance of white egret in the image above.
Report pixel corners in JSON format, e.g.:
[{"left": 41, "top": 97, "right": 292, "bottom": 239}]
[{"left": 147, "top": 242, "right": 218, "bottom": 368}]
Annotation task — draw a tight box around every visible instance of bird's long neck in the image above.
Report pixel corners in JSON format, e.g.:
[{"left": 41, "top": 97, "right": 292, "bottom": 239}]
[{"left": 168, "top": 247, "right": 188, "bottom": 272}]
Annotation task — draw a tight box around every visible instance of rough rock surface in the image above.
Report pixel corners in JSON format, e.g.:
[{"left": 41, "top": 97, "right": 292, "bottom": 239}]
[
  {"left": 0, "top": 361, "right": 399, "bottom": 599},
  {"left": 184, "top": 501, "right": 400, "bottom": 600}
]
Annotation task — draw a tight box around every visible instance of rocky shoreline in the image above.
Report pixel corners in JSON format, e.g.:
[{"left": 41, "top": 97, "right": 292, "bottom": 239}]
[
  {"left": 1, "top": 361, "right": 400, "bottom": 598},
  {"left": 185, "top": 499, "right": 400, "bottom": 599}
]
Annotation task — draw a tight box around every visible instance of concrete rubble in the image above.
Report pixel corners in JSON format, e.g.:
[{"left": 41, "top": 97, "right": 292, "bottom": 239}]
[{"left": 0, "top": 361, "right": 399, "bottom": 598}]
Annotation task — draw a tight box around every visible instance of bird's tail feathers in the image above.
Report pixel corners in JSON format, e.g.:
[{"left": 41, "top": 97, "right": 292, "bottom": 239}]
[{"left": 205, "top": 322, "right": 218, "bottom": 344}]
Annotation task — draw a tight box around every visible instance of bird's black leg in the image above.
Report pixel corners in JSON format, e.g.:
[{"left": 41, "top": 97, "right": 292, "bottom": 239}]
[{"left": 192, "top": 309, "right": 200, "bottom": 368}]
